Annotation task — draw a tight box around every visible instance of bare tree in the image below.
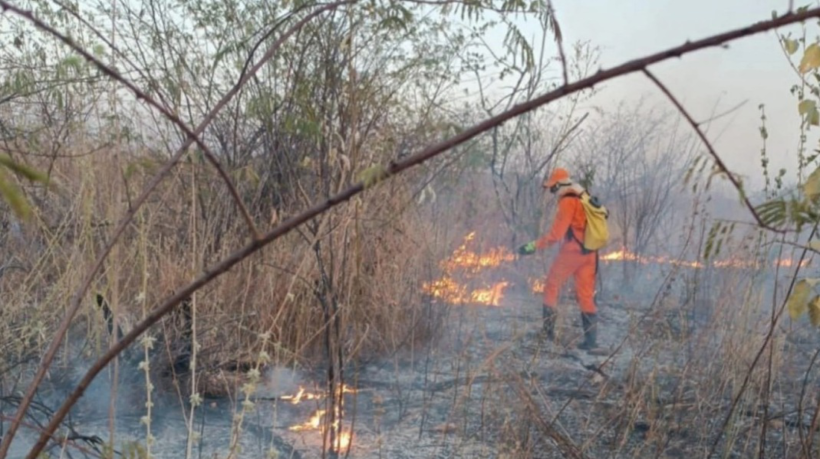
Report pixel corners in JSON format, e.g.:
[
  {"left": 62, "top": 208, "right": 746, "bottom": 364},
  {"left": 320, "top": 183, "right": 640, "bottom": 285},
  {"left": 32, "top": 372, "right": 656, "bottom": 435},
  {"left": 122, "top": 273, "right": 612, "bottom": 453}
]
[{"left": 571, "top": 100, "right": 698, "bottom": 254}]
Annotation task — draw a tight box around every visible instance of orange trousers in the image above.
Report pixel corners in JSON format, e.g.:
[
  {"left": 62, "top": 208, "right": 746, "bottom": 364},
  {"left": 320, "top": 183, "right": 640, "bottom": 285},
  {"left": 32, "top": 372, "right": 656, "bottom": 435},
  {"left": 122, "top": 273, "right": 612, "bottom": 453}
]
[{"left": 542, "top": 242, "right": 597, "bottom": 314}]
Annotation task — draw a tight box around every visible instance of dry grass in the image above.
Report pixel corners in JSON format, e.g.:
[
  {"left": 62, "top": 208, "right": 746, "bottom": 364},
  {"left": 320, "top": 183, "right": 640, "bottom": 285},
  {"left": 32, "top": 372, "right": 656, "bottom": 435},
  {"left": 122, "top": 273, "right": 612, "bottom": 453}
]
[
  {"left": 0, "top": 144, "right": 459, "bottom": 399},
  {"left": 2, "top": 143, "right": 818, "bottom": 459}
]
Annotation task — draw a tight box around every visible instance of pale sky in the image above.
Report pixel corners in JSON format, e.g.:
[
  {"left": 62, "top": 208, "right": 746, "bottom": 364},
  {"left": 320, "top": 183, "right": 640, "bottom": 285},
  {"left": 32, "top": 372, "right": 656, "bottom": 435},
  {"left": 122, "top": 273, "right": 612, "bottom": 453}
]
[{"left": 494, "top": 0, "right": 818, "bottom": 190}]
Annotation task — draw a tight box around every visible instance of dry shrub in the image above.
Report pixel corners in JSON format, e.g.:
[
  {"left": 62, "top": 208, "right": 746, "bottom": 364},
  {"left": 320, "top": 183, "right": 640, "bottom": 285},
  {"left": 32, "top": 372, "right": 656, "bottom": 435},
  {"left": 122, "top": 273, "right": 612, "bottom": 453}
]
[{"left": 0, "top": 143, "right": 454, "bottom": 395}]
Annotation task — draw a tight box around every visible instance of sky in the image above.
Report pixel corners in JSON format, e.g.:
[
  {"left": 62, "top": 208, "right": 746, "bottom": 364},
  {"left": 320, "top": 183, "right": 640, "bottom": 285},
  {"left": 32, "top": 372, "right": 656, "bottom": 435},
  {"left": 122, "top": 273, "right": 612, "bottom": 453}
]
[{"left": 484, "top": 0, "right": 818, "bottom": 190}]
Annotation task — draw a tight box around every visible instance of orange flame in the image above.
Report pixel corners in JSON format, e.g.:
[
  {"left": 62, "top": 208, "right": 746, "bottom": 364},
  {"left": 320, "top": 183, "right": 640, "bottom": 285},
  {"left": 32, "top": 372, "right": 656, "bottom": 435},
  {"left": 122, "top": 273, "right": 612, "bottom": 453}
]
[
  {"left": 530, "top": 278, "right": 545, "bottom": 294},
  {"left": 281, "top": 384, "right": 357, "bottom": 405},
  {"left": 289, "top": 409, "right": 326, "bottom": 431},
  {"left": 285, "top": 384, "right": 357, "bottom": 453},
  {"left": 422, "top": 232, "right": 512, "bottom": 306},
  {"left": 288, "top": 407, "right": 353, "bottom": 453},
  {"left": 600, "top": 247, "right": 809, "bottom": 269},
  {"left": 423, "top": 233, "right": 811, "bottom": 301}
]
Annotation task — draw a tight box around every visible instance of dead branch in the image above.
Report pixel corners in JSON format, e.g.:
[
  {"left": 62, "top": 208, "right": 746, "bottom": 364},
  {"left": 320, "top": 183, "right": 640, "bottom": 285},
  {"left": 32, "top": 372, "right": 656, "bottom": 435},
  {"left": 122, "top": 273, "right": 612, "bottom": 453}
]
[
  {"left": 641, "top": 69, "right": 781, "bottom": 233},
  {"left": 0, "top": 413, "right": 103, "bottom": 459},
  {"left": 546, "top": 0, "right": 568, "bottom": 86},
  {"left": 11, "top": 6, "right": 820, "bottom": 459},
  {"left": 0, "top": 2, "right": 353, "bottom": 456}
]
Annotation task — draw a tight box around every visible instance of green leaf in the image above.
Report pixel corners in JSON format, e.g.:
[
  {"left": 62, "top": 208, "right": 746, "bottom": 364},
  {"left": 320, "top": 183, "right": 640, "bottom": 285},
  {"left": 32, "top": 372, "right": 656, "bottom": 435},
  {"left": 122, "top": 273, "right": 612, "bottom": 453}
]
[
  {"left": 357, "top": 164, "right": 387, "bottom": 189},
  {"left": 799, "top": 99, "right": 820, "bottom": 126},
  {"left": 810, "top": 296, "right": 820, "bottom": 327},
  {"left": 0, "top": 170, "right": 31, "bottom": 219},
  {"left": 800, "top": 99, "right": 816, "bottom": 115},
  {"left": 802, "top": 165, "right": 820, "bottom": 201},
  {"left": 0, "top": 155, "right": 48, "bottom": 183},
  {"left": 799, "top": 43, "right": 820, "bottom": 73},
  {"left": 809, "top": 241, "right": 820, "bottom": 252},
  {"left": 784, "top": 37, "right": 800, "bottom": 55},
  {"left": 787, "top": 278, "right": 820, "bottom": 320}
]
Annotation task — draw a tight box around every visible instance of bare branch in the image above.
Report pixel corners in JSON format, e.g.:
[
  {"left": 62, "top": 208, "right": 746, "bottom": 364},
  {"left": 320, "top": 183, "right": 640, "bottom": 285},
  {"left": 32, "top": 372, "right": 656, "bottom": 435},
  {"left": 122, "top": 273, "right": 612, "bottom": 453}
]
[
  {"left": 641, "top": 69, "right": 785, "bottom": 233},
  {"left": 546, "top": 0, "right": 568, "bottom": 86},
  {"left": 13, "top": 6, "right": 820, "bottom": 458},
  {"left": 695, "top": 98, "right": 750, "bottom": 126},
  {"left": 0, "top": 2, "right": 353, "bottom": 456}
]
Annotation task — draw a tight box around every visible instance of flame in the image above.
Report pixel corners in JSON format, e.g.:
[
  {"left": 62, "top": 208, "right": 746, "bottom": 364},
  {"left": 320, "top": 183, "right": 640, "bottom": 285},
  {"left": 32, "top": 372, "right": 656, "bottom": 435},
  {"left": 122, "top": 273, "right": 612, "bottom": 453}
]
[
  {"left": 285, "top": 384, "right": 357, "bottom": 453},
  {"left": 422, "top": 233, "right": 812, "bottom": 302},
  {"left": 288, "top": 407, "right": 353, "bottom": 453},
  {"left": 289, "top": 409, "right": 326, "bottom": 431},
  {"left": 470, "top": 281, "right": 509, "bottom": 306},
  {"left": 530, "top": 278, "right": 545, "bottom": 294},
  {"left": 422, "top": 231, "right": 512, "bottom": 306},
  {"left": 336, "top": 430, "right": 352, "bottom": 453},
  {"left": 281, "top": 384, "right": 356, "bottom": 404},
  {"left": 440, "top": 231, "right": 515, "bottom": 273},
  {"left": 599, "top": 247, "right": 809, "bottom": 269},
  {"left": 281, "top": 387, "right": 322, "bottom": 404}
]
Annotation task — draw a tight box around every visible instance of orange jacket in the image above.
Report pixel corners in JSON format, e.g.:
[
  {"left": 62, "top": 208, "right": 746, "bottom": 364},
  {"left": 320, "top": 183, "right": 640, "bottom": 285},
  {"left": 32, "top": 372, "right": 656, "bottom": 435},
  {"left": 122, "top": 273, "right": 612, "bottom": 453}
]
[{"left": 535, "top": 189, "right": 587, "bottom": 250}]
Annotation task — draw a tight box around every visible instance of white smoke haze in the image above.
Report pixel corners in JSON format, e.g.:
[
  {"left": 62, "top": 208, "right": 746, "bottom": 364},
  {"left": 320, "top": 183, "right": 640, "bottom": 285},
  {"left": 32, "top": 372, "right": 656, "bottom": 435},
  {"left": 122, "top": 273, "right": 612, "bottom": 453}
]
[{"left": 4, "top": 0, "right": 820, "bottom": 458}]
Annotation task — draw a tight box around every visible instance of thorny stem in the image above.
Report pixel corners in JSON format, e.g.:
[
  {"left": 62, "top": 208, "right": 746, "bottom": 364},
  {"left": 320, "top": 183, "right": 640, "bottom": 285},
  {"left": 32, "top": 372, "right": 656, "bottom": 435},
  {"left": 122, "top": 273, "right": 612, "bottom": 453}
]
[
  {"left": 0, "top": 2, "right": 354, "bottom": 457},
  {"left": 137, "top": 213, "right": 155, "bottom": 458},
  {"left": 185, "top": 164, "right": 199, "bottom": 459},
  {"left": 11, "top": 6, "right": 820, "bottom": 458}
]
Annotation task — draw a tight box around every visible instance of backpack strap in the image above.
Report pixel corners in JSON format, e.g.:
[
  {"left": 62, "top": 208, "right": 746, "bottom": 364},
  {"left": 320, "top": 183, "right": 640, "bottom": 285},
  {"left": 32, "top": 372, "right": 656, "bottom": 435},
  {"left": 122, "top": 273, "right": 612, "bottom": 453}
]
[{"left": 557, "top": 192, "right": 593, "bottom": 254}]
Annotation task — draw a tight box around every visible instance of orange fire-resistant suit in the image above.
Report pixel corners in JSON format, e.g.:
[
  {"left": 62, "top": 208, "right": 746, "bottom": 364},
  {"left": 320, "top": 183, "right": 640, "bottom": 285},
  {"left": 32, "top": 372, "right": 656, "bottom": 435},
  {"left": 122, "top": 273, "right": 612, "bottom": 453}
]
[{"left": 535, "top": 183, "right": 597, "bottom": 315}]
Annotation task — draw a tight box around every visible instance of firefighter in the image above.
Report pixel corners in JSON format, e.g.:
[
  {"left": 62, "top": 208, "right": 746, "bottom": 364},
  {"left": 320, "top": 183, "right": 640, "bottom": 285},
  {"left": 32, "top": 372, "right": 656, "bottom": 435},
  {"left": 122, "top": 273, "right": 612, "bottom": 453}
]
[{"left": 518, "top": 167, "right": 601, "bottom": 352}]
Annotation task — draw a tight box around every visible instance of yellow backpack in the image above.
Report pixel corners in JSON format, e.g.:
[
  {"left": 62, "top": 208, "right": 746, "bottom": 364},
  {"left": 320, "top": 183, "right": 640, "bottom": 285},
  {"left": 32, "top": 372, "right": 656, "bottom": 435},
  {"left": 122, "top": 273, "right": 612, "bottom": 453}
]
[{"left": 564, "top": 191, "right": 610, "bottom": 252}]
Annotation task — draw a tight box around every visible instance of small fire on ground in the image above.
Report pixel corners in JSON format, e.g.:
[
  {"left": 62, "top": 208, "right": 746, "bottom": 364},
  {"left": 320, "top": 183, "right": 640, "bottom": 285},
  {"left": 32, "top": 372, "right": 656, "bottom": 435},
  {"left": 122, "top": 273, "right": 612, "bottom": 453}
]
[
  {"left": 284, "top": 384, "right": 356, "bottom": 453},
  {"left": 422, "top": 232, "right": 513, "bottom": 306},
  {"left": 600, "top": 248, "right": 810, "bottom": 269},
  {"left": 422, "top": 232, "right": 813, "bottom": 303}
]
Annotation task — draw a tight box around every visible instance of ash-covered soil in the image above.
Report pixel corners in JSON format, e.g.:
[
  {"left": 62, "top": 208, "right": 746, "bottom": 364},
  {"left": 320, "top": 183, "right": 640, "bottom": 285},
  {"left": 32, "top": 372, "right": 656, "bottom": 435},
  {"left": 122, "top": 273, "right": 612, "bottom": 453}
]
[{"left": 5, "top": 282, "right": 820, "bottom": 459}]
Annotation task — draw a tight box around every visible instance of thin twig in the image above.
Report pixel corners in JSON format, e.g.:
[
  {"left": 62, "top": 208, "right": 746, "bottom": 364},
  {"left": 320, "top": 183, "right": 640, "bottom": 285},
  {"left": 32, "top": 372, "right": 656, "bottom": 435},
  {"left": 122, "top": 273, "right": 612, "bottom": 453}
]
[
  {"left": 0, "top": 2, "right": 353, "bottom": 456},
  {"left": 695, "top": 99, "right": 750, "bottom": 126},
  {"left": 546, "top": 0, "right": 568, "bottom": 86},
  {"left": 17, "top": 6, "right": 820, "bottom": 458},
  {"left": 706, "top": 225, "right": 818, "bottom": 458},
  {"left": 642, "top": 69, "right": 784, "bottom": 234},
  {"left": 0, "top": 415, "right": 102, "bottom": 459},
  {"left": 797, "top": 347, "right": 820, "bottom": 457}
]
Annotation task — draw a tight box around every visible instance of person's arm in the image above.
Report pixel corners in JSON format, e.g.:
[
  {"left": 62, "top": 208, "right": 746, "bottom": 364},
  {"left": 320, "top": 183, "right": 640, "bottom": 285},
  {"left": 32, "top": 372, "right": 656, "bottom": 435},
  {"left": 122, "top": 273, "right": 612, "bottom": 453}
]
[{"left": 535, "top": 197, "right": 575, "bottom": 250}]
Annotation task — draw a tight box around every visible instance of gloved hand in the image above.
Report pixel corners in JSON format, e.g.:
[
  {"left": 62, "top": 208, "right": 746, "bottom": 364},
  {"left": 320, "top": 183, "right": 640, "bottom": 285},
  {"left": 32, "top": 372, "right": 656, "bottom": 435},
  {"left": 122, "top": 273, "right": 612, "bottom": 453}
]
[{"left": 517, "top": 241, "right": 536, "bottom": 255}]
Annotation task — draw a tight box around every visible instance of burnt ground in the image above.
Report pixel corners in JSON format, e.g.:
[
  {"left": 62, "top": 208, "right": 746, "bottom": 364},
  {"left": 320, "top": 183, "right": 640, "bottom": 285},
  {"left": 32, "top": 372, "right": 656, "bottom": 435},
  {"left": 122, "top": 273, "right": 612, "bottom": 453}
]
[
  {"left": 5, "top": 278, "right": 820, "bottom": 458},
  {"left": 270, "top": 284, "right": 820, "bottom": 459}
]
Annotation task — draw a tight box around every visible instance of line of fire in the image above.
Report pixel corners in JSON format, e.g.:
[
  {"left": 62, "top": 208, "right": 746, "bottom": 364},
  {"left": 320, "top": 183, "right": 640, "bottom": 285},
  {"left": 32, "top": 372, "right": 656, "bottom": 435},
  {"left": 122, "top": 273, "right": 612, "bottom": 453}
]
[{"left": 421, "top": 231, "right": 811, "bottom": 307}]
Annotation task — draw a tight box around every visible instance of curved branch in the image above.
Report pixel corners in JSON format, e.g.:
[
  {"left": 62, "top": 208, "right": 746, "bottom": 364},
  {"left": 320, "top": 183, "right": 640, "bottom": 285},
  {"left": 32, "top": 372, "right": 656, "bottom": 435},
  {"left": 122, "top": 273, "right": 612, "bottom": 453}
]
[
  {"left": 641, "top": 69, "right": 783, "bottom": 233},
  {"left": 0, "top": 2, "right": 353, "bottom": 457},
  {"left": 18, "top": 6, "right": 820, "bottom": 459}
]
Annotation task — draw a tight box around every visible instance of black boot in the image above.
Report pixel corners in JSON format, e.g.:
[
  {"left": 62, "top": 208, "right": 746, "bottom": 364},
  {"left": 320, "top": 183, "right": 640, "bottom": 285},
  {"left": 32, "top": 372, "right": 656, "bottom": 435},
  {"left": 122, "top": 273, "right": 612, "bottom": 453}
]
[
  {"left": 542, "top": 306, "right": 556, "bottom": 342},
  {"left": 577, "top": 312, "right": 597, "bottom": 350}
]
